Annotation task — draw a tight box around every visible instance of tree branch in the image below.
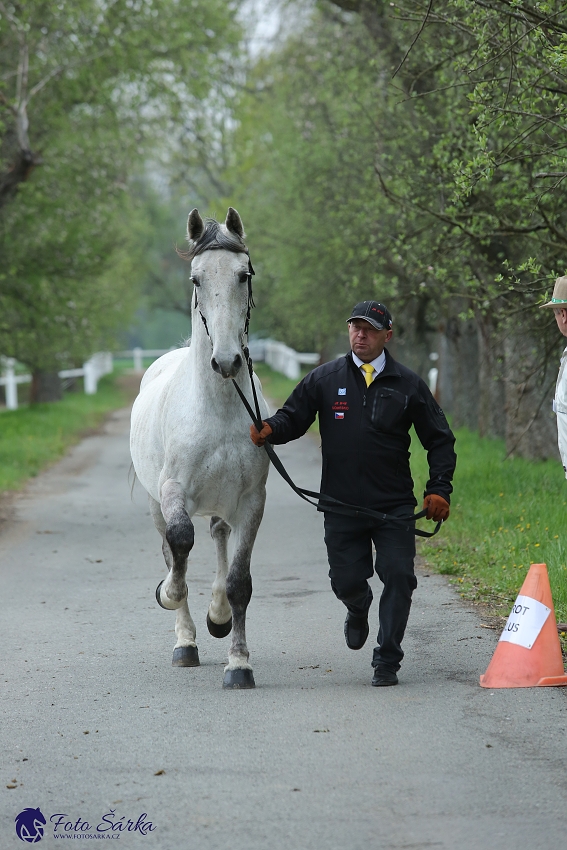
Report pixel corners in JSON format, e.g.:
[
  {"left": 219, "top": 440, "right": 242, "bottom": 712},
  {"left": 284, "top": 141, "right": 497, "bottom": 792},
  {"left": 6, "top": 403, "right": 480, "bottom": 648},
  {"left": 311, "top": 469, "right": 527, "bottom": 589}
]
[{"left": 392, "top": 0, "right": 433, "bottom": 79}]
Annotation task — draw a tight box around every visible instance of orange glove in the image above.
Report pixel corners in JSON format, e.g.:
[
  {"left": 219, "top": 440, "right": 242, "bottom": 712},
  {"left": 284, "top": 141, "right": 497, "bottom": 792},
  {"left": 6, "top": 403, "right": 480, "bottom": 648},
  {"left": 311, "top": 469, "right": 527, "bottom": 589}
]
[
  {"left": 423, "top": 494, "right": 450, "bottom": 521},
  {"left": 250, "top": 422, "right": 273, "bottom": 447}
]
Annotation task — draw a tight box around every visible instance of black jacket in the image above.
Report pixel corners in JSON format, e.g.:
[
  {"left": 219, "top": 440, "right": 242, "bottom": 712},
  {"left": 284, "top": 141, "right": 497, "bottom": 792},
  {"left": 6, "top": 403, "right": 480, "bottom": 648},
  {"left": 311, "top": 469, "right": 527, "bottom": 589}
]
[{"left": 265, "top": 350, "right": 456, "bottom": 512}]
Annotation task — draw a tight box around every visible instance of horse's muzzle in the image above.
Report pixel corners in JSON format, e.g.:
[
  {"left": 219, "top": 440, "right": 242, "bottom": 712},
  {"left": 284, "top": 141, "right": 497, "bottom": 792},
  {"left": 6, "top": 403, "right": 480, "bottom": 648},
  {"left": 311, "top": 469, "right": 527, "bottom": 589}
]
[{"left": 211, "top": 353, "right": 243, "bottom": 379}]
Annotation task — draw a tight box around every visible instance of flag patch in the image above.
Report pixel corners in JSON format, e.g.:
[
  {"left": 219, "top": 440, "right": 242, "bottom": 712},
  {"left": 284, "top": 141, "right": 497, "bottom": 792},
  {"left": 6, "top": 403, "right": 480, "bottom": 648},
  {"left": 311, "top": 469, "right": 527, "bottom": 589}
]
[{"left": 335, "top": 412, "right": 345, "bottom": 419}]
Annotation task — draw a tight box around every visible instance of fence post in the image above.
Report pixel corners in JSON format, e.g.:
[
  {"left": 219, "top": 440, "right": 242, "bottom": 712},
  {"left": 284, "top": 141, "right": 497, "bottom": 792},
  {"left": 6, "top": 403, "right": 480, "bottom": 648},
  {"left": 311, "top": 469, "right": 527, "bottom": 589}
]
[
  {"left": 133, "top": 347, "right": 143, "bottom": 371},
  {"left": 4, "top": 358, "right": 18, "bottom": 410},
  {"left": 428, "top": 367, "right": 439, "bottom": 396},
  {"left": 102, "top": 352, "right": 113, "bottom": 375},
  {"left": 83, "top": 359, "right": 97, "bottom": 395}
]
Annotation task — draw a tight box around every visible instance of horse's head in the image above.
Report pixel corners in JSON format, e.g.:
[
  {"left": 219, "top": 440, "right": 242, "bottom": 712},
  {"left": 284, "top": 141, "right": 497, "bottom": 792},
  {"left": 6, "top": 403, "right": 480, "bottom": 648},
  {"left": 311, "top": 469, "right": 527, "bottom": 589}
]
[{"left": 187, "top": 207, "right": 252, "bottom": 379}]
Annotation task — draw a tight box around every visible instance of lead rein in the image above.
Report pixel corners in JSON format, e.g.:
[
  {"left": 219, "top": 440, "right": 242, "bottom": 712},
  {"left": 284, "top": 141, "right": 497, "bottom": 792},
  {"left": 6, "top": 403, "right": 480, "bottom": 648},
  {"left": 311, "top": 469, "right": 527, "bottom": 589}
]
[{"left": 232, "top": 358, "right": 443, "bottom": 539}]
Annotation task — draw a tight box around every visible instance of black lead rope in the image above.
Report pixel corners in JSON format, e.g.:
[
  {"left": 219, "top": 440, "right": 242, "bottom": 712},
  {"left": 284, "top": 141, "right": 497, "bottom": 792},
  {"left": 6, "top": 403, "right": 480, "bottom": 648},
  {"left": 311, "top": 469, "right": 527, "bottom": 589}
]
[
  {"left": 189, "top": 239, "right": 441, "bottom": 538},
  {"left": 231, "top": 367, "right": 443, "bottom": 539}
]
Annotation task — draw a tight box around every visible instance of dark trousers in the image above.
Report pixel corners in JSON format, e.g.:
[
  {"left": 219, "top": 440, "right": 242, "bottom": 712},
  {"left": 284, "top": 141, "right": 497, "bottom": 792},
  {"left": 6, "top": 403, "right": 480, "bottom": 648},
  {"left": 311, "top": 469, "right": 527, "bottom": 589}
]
[{"left": 323, "top": 506, "right": 417, "bottom": 672}]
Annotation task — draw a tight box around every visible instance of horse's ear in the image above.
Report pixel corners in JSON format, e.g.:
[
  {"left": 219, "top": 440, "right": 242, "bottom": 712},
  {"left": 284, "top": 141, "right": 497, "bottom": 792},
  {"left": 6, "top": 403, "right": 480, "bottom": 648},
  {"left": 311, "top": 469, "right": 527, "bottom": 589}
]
[
  {"left": 225, "top": 207, "right": 245, "bottom": 239},
  {"left": 187, "top": 208, "right": 204, "bottom": 242}
]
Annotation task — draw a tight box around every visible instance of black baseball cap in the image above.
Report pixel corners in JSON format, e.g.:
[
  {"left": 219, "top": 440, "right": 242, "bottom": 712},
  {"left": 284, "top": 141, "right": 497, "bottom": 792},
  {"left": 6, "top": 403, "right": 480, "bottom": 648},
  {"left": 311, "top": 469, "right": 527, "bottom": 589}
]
[{"left": 347, "top": 301, "right": 393, "bottom": 331}]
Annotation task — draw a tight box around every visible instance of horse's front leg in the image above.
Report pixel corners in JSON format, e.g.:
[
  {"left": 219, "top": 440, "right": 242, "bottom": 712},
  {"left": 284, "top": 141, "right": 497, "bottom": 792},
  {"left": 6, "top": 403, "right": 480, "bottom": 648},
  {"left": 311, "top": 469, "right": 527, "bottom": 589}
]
[
  {"left": 223, "top": 492, "right": 266, "bottom": 689},
  {"left": 152, "top": 480, "right": 199, "bottom": 668}
]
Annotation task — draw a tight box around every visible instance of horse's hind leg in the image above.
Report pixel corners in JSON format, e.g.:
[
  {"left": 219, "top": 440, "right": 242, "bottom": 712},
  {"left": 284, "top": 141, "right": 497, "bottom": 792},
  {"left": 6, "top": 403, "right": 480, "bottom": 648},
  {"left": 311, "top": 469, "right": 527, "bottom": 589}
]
[
  {"left": 207, "top": 516, "right": 232, "bottom": 638},
  {"left": 149, "top": 483, "right": 199, "bottom": 668}
]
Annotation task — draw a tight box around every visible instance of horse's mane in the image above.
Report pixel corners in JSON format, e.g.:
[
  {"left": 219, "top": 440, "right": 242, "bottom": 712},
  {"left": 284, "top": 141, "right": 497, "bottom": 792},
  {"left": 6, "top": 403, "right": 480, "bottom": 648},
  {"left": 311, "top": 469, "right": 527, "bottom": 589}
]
[{"left": 179, "top": 218, "right": 248, "bottom": 262}]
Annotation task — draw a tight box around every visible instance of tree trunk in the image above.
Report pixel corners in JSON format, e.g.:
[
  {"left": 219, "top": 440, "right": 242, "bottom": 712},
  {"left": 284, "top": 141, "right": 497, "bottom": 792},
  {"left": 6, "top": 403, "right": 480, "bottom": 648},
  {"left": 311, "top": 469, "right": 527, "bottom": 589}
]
[
  {"left": 503, "top": 327, "right": 559, "bottom": 460},
  {"left": 30, "top": 370, "right": 63, "bottom": 403},
  {"left": 438, "top": 300, "right": 479, "bottom": 430},
  {"left": 389, "top": 294, "right": 436, "bottom": 380},
  {"left": 477, "top": 312, "right": 506, "bottom": 439}
]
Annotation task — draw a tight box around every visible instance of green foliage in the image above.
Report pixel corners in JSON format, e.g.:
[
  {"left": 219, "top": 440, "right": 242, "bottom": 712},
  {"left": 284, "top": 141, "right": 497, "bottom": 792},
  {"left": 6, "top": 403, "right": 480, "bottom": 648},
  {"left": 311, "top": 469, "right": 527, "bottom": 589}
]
[
  {"left": 0, "top": 133, "right": 140, "bottom": 368},
  {"left": 224, "top": 16, "right": 398, "bottom": 350},
  {"left": 215, "top": 1, "right": 567, "bottom": 354},
  {"left": 0, "top": 0, "right": 242, "bottom": 370},
  {"left": 126, "top": 184, "right": 194, "bottom": 323},
  {"left": 0, "top": 371, "right": 131, "bottom": 492},
  {"left": 411, "top": 425, "right": 567, "bottom": 622}
]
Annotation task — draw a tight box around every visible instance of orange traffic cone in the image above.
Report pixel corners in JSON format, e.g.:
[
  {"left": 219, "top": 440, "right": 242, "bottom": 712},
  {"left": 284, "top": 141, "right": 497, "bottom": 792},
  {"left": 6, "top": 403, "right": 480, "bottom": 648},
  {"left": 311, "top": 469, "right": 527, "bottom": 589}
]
[{"left": 480, "top": 563, "right": 567, "bottom": 688}]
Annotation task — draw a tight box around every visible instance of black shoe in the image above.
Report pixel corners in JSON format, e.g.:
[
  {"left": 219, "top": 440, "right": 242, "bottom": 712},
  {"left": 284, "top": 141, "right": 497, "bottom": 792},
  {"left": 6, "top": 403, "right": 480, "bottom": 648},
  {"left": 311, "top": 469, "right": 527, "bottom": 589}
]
[
  {"left": 344, "top": 612, "right": 369, "bottom": 650},
  {"left": 371, "top": 666, "right": 398, "bottom": 687}
]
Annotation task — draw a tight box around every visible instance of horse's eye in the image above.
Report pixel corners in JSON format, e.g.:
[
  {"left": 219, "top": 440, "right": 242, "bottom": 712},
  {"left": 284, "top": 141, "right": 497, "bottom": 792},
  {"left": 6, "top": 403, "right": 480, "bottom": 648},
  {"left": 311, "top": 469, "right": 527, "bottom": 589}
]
[
  {"left": 191, "top": 276, "right": 200, "bottom": 287},
  {"left": 238, "top": 272, "right": 249, "bottom": 284}
]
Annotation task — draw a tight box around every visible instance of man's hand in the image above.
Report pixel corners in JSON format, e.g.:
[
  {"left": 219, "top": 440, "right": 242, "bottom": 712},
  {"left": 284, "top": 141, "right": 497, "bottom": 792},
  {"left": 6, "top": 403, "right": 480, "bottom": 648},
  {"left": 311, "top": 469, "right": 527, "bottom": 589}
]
[
  {"left": 423, "top": 494, "right": 450, "bottom": 521},
  {"left": 250, "top": 422, "right": 273, "bottom": 447}
]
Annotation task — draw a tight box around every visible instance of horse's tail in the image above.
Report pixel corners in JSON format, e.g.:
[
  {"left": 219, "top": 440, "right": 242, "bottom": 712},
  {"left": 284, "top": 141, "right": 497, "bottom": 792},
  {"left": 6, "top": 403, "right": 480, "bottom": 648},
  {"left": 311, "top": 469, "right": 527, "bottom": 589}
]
[{"left": 128, "top": 461, "right": 138, "bottom": 501}]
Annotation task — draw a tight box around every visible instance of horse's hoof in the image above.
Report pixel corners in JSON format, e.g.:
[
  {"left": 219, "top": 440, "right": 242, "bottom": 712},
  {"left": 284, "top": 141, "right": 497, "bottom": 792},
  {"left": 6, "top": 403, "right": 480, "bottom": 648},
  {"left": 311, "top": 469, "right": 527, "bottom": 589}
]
[
  {"left": 223, "top": 668, "right": 255, "bottom": 689},
  {"left": 155, "top": 579, "right": 186, "bottom": 610},
  {"left": 207, "top": 612, "right": 232, "bottom": 638},
  {"left": 172, "top": 645, "right": 200, "bottom": 667}
]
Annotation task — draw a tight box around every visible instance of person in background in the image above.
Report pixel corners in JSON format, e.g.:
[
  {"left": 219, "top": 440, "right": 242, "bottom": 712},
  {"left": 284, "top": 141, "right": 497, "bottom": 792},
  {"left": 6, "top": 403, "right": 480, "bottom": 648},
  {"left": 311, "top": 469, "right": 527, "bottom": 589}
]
[
  {"left": 540, "top": 276, "right": 567, "bottom": 475},
  {"left": 250, "top": 301, "right": 457, "bottom": 687}
]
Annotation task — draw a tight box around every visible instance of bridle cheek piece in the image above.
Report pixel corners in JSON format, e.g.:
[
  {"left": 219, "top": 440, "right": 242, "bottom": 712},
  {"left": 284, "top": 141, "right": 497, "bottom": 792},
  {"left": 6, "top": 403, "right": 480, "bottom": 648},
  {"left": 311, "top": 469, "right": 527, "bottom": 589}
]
[{"left": 193, "top": 256, "right": 255, "bottom": 361}]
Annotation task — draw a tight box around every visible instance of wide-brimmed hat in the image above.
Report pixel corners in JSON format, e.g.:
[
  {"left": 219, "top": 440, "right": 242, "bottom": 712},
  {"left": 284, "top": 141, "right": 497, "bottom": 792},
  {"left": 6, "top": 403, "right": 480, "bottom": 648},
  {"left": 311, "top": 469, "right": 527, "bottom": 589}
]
[
  {"left": 347, "top": 301, "right": 393, "bottom": 330},
  {"left": 540, "top": 276, "right": 567, "bottom": 308}
]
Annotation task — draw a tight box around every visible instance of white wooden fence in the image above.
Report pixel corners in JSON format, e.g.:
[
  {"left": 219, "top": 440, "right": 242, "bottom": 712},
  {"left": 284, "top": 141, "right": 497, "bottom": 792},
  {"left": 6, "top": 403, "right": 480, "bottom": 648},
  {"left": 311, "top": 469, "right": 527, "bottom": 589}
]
[
  {"left": 1, "top": 341, "right": 441, "bottom": 412},
  {"left": 0, "top": 352, "right": 113, "bottom": 411},
  {"left": 248, "top": 339, "right": 319, "bottom": 379},
  {"left": 116, "top": 343, "right": 320, "bottom": 379},
  {"left": 0, "top": 340, "right": 321, "bottom": 411},
  {"left": 114, "top": 347, "right": 175, "bottom": 371},
  {"left": 115, "top": 342, "right": 319, "bottom": 380}
]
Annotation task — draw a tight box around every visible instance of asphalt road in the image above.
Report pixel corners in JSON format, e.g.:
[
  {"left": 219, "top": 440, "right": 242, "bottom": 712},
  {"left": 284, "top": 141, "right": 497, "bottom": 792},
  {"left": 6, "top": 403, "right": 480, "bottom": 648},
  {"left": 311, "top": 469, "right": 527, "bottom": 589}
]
[{"left": 1, "top": 405, "right": 566, "bottom": 849}]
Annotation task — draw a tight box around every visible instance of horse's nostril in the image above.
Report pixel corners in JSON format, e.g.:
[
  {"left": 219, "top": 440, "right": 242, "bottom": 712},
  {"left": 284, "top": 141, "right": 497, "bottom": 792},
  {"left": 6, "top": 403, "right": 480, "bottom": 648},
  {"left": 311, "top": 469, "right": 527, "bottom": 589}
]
[{"left": 211, "top": 354, "right": 241, "bottom": 378}]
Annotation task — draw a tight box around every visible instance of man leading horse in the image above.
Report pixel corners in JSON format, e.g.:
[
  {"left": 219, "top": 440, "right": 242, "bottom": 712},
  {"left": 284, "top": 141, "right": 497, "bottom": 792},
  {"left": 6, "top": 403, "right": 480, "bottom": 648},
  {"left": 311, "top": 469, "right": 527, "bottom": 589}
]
[{"left": 250, "top": 300, "right": 457, "bottom": 687}]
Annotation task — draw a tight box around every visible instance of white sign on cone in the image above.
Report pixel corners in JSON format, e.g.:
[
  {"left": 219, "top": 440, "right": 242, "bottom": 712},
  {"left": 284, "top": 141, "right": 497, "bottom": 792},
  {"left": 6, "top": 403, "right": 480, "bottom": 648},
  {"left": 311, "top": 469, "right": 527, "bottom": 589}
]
[{"left": 499, "top": 594, "right": 551, "bottom": 650}]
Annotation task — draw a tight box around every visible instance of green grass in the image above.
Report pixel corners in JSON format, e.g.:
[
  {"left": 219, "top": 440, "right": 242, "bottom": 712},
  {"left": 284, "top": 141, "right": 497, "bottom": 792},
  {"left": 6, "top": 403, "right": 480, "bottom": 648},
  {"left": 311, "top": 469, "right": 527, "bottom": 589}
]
[
  {"left": 410, "top": 426, "right": 567, "bottom": 626},
  {"left": 0, "top": 372, "right": 132, "bottom": 493},
  {"left": 253, "top": 362, "right": 305, "bottom": 409},
  {"left": 113, "top": 356, "right": 166, "bottom": 371}
]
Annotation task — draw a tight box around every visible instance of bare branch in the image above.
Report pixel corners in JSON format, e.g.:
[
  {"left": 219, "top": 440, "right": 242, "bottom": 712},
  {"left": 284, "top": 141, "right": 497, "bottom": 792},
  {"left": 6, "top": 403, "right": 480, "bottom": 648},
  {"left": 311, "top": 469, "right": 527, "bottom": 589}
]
[{"left": 392, "top": 0, "right": 434, "bottom": 79}]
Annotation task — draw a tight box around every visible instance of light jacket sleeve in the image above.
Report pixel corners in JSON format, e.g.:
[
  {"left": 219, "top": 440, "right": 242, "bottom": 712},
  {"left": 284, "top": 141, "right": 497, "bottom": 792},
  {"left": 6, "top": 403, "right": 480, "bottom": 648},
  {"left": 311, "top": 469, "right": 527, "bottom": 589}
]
[{"left": 554, "top": 348, "right": 567, "bottom": 478}]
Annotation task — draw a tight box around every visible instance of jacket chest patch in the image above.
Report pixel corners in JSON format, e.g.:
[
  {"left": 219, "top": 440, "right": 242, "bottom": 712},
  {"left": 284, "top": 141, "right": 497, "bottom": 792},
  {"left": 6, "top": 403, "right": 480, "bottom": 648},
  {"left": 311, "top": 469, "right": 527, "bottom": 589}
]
[
  {"left": 337, "top": 387, "right": 347, "bottom": 395},
  {"left": 332, "top": 401, "right": 349, "bottom": 419}
]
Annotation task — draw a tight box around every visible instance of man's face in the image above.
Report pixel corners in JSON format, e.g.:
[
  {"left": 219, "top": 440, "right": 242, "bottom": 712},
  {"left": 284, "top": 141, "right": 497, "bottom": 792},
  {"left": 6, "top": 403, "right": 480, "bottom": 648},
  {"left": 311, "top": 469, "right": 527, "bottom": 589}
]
[
  {"left": 555, "top": 308, "right": 567, "bottom": 338},
  {"left": 348, "top": 319, "right": 393, "bottom": 362}
]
